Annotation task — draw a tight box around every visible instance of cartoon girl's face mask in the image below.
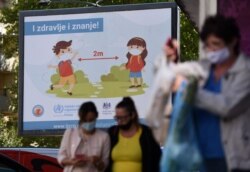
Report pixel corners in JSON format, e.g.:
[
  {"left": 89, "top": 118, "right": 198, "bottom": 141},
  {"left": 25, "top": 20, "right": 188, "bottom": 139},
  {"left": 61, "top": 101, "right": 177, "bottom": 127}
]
[
  {"left": 129, "top": 49, "right": 142, "bottom": 56},
  {"left": 128, "top": 45, "right": 144, "bottom": 56}
]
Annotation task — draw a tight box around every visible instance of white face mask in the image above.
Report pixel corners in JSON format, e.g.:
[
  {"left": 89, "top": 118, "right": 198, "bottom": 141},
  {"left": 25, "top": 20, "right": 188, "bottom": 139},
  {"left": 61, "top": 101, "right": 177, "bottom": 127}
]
[
  {"left": 206, "top": 47, "right": 230, "bottom": 64},
  {"left": 129, "top": 48, "right": 142, "bottom": 56},
  {"left": 59, "top": 53, "right": 70, "bottom": 61},
  {"left": 81, "top": 120, "right": 96, "bottom": 132}
]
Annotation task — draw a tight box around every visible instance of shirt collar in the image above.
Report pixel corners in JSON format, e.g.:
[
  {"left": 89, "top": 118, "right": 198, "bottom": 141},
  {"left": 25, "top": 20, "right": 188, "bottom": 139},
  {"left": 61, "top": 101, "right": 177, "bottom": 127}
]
[{"left": 228, "top": 53, "right": 248, "bottom": 73}]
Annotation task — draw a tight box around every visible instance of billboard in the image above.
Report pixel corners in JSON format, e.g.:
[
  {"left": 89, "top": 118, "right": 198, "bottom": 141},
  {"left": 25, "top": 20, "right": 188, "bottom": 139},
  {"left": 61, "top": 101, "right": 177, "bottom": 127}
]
[{"left": 19, "top": 3, "right": 178, "bottom": 135}]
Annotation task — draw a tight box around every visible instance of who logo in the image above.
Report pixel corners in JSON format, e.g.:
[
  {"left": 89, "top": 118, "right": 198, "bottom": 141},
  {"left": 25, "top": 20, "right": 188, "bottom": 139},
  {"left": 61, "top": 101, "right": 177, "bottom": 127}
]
[{"left": 53, "top": 104, "right": 64, "bottom": 113}]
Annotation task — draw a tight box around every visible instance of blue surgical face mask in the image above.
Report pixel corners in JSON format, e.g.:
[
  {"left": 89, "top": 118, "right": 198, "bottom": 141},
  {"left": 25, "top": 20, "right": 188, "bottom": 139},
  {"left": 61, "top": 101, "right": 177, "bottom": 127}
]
[
  {"left": 206, "top": 47, "right": 230, "bottom": 64},
  {"left": 129, "top": 48, "right": 142, "bottom": 56},
  {"left": 81, "top": 120, "right": 96, "bottom": 132}
]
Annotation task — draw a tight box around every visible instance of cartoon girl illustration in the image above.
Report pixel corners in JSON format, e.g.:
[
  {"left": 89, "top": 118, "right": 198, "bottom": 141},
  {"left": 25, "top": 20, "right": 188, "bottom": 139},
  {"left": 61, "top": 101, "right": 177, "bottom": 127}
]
[{"left": 123, "top": 37, "right": 148, "bottom": 88}]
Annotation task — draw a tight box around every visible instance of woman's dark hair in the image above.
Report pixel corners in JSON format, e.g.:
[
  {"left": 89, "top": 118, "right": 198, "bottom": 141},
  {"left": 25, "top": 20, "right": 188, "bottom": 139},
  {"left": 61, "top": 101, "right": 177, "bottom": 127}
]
[
  {"left": 200, "top": 15, "right": 241, "bottom": 55},
  {"left": 116, "top": 97, "right": 139, "bottom": 124},
  {"left": 126, "top": 37, "right": 148, "bottom": 67},
  {"left": 78, "top": 102, "right": 98, "bottom": 123}
]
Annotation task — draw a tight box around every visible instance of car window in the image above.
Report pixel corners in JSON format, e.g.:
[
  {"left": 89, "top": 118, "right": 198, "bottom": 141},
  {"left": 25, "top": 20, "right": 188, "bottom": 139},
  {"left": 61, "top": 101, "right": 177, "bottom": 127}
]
[
  {"left": 0, "top": 168, "right": 15, "bottom": 172},
  {"left": 0, "top": 162, "right": 26, "bottom": 172},
  {"left": 0, "top": 163, "right": 15, "bottom": 172}
]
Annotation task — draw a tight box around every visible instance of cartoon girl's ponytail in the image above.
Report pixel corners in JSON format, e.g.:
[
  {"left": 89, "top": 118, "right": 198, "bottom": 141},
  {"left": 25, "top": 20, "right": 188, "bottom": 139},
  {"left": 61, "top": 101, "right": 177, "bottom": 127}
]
[
  {"left": 140, "top": 48, "right": 148, "bottom": 66},
  {"left": 126, "top": 52, "right": 132, "bottom": 67}
]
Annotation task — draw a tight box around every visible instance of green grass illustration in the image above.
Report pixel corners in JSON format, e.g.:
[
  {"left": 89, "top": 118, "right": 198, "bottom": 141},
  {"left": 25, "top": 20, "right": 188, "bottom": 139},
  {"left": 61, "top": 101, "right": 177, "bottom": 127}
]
[{"left": 47, "top": 65, "right": 148, "bottom": 98}]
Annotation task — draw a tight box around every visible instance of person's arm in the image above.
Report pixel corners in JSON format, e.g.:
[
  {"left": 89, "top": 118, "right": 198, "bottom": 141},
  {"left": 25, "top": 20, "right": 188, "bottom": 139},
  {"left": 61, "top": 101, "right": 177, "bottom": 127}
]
[
  {"left": 125, "top": 62, "right": 130, "bottom": 70},
  {"left": 101, "top": 134, "right": 111, "bottom": 171},
  {"left": 48, "top": 64, "right": 58, "bottom": 69},
  {"left": 92, "top": 134, "right": 110, "bottom": 171},
  {"left": 58, "top": 129, "right": 88, "bottom": 167},
  {"left": 171, "top": 60, "right": 209, "bottom": 80},
  {"left": 70, "top": 51, "right": 78, "bottom": 61},
  {"left": 163, "top": 38, "right": 208, "bottom": 79},
  {"left": 120, "top": 65, "right": 127, "bottom": 70},
  {"left": 138, "top": 56, "right": 144, "bottom": 70},
  {"left": 61, "top": 158, "right": 83, "bottom": 166},
  {"left": 146, "top": 127, "right": 162, "bottom": 172},
  {"left": 195, "top": 71, "right": 250, "bottom": 119},
  {"left": 57, "top": 129, "right": 71, "bottom": 166}
]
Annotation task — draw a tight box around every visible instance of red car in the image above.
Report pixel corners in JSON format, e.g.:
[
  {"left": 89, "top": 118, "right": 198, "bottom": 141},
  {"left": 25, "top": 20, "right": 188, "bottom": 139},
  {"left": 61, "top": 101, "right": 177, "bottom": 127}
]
[
  {"left": 0, "top": 148, "right": 62, "bottom": 172},
  {"left": 0, "top": 152, "right": 30, "bottom": 172}
]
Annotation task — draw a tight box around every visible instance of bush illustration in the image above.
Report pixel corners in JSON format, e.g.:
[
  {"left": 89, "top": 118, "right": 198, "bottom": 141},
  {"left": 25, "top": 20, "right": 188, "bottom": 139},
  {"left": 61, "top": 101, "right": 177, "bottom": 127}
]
[
  {"left": 74, "top": 70, "right": 90, "bottom": 83},
  {"left": 50, "top": 70, "right": 90, "bottom": 84},
  {"left": 101, "top": 64, "right": 130, "bottom": 82},
  {"left": 101, "top": 73, "right": 118, "bottom": 82}
]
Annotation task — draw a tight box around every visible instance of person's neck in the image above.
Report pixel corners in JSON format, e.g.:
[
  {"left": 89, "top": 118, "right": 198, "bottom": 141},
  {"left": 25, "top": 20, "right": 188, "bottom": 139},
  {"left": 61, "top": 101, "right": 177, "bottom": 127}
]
[
  {"left": 120, "top": 123, "right": 138, "bottom": 137},
  {"left": 216, "top": 54, "right": 237, "bottom": 69},
  {"left": 82, "top": 129, "right": 95, "bottom": 136},
  {"left": 132, "top": 55, "right": 140, "bottom": 57},
  {"left": 214, "top": 53, "right": 237, "bottom": 80}
]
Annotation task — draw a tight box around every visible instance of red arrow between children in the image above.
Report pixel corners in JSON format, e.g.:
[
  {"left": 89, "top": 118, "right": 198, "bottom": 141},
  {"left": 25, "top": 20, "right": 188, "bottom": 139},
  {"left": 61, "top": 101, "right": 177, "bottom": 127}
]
[{"left": 78, "top": 56, "right": 119, "bottom": 61}]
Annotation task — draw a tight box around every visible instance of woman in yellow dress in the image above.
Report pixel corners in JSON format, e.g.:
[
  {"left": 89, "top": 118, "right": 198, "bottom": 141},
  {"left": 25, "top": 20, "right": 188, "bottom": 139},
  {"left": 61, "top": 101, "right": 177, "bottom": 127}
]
[{"left": 106, "top": 97, "right": 161, "bottom": 172}]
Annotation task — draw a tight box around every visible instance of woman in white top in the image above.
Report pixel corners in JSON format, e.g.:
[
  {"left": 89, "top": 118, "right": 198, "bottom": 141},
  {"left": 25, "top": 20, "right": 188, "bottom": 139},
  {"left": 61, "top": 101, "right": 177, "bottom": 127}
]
[{"left": 58, "top": 102, "right": 110, "bottom": 172}]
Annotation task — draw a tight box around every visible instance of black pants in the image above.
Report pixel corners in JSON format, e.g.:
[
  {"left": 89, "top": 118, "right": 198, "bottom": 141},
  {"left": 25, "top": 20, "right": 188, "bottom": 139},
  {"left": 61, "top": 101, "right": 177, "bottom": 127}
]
[{"left": 231, "top": 170, "right": 250, "bottom": 172}]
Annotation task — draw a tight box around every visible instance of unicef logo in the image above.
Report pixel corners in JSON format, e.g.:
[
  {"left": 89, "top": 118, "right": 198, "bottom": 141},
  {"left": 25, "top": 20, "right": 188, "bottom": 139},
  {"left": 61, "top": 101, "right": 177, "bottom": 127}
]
[
  {"left": 32, "top": 105, "right": 44, "bottom": 117},
  {"left": 54, "top": 104, "right": 64, "bottom": 113}
]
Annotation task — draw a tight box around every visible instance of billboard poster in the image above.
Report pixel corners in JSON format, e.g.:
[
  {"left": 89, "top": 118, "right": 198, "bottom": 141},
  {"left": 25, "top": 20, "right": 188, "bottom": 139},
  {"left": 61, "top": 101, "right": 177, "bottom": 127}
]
[{"left": 19, "top": 3, "right": 178, "bottom": 135}]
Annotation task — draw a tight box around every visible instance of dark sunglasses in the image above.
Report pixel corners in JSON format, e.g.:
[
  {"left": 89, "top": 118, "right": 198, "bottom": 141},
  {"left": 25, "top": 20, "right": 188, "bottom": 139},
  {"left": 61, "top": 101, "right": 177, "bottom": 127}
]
[{"left": 114, "top": 115, "right": 130, "bottom": 121}]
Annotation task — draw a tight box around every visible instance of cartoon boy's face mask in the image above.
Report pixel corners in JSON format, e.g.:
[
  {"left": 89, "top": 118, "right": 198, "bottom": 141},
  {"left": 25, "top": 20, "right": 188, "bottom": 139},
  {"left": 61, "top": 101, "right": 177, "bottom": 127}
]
[
  {"left": 58, "top": 48, "right": 72, "bottom": 61},
  {"left": 59, "top": 54, "right": 70, "bottom": 61}
]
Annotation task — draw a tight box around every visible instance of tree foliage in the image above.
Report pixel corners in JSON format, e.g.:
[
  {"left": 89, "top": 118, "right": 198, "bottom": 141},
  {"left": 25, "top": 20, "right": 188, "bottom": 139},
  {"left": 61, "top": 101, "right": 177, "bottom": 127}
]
[
  {"left": 0, "top": 0, "right": 198, "bottom": 148},
  {"left": 180, "top": 12, "right": 199, "bottom": 61}
]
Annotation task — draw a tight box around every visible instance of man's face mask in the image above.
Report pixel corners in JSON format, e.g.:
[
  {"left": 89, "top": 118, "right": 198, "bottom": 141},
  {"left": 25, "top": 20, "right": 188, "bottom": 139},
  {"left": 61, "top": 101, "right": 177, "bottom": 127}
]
[{"left": 206, "top": 47, "right": 230, "bottom": 64}]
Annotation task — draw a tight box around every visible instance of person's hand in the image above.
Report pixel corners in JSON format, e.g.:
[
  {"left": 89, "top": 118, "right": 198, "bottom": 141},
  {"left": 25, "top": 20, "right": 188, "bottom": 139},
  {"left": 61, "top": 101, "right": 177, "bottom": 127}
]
[
  {"left": 172, "top": 75, "right": 187, "bottom": 92},
  {"left": 91, "top": 156, "right": 104, "bottom": 170},
  {"left": 72, "top": 154, "right": 91, "bottom": 166},
  {"left": 48, "top": 64, "right": 54, "bottom": 69},
  {"left": 163, "top": 39, "right": 179, "bottom": 62},
  {"left": 120, "top": 65, "right": 126, "bottom": 70},
  {"left": 90, "top": 155, "right": 100, "bottom": 163},
  {"left": 70, "top": 158, "right": 87, "bottom": 167}
]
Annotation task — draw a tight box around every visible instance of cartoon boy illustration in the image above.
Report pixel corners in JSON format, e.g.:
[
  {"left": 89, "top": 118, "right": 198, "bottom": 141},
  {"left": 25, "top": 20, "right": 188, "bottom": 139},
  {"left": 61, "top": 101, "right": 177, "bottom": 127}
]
[
  {"left": 121, "top": 37, "right": 148, "bottom": 88},
  {"left": 48, "top": 40, "right": 78, "bottom": 96}
]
